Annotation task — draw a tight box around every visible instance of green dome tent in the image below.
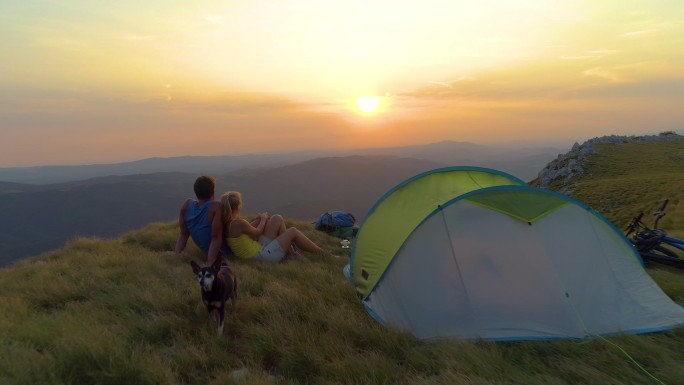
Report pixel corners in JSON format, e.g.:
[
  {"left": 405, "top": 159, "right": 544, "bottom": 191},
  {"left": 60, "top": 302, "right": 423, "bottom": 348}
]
[{"left": 349, "top": 167, "right": 684, "bottom": 341}]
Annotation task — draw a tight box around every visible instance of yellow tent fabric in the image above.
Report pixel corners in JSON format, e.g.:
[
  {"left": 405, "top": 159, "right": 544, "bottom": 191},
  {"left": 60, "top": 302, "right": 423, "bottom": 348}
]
[{"left": 351, "top": 167, "right": 526, "bottom": 298}]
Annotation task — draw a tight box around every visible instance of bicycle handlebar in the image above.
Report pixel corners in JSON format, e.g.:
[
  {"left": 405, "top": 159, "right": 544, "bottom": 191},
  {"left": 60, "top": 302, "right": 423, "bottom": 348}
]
[
  {"left": 625, "top": 212, "right": 644, "bottom": 235},
  {"left": 656, "top": 199, "right": 669, "bottom": 213},
  {"left": 625, "top": 199, "right": 670, "bottom": 236},
  {"left": 653, "top": 199, "right": 669, "bottom": 228}
]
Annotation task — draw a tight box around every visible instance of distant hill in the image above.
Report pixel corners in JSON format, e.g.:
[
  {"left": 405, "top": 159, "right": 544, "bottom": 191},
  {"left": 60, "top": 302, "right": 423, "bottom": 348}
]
[
  {"left": 0, "top": 152, "right": 330, "bottom": 185},
  {"left": 0, "top": 140, "right": 561, "bottom": 185},
  {"left": 0, "top": 155, "right": 443, "bottom": 266},
  {"left": 350, "top": 140, "right": 563, "bottom": 180},
  {"left": 0, "top": 181, "right": 37, "bottom": 193},
  {"left": 0, "top": 172, "right": 196, "bottom": 266},
  {"left": 221, "top": 155, "right": 444, "bottom": 219}
]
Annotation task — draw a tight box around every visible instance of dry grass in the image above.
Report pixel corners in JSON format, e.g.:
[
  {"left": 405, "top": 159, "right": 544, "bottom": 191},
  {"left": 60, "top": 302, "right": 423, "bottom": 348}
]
[{"left": 0, "top": 217, "right": 682, "bottom": 384}]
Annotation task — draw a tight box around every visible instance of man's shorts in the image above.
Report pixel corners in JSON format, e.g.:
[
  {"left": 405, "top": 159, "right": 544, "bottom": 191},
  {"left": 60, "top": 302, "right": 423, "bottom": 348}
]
[{"left": 255, "top": 236, "right": 286, "bottom": 262}]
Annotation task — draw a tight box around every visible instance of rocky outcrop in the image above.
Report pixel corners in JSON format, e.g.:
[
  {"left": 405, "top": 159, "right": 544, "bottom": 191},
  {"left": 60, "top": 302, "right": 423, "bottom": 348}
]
[{"left": 537, "top": 132, "right": 681, "bottom": 193}]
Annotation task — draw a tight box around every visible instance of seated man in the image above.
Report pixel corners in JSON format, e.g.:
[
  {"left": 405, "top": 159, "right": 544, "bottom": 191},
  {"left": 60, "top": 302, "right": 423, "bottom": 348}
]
[{"left": 174, "top": 176, "right": 232, "bottom": 266}]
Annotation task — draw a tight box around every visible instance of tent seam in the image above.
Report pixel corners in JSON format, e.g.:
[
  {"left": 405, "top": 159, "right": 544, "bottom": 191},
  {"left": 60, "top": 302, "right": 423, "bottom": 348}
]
[
  {"left": 465, "top": 171, "right": 485, "bottom": 189},
  {"left": 438, "top": 205, "right": 477, "bottom": 328}
]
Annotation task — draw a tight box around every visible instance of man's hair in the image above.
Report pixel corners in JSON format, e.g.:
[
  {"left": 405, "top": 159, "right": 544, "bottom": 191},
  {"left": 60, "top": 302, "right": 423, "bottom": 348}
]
[{"left": 194, "top": 176, "right": 216, "bottom": 200}]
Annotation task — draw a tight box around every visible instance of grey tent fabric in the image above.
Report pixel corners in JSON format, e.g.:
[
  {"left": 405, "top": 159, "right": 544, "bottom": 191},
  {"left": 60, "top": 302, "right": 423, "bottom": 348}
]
[{"left": 361, "top": 186, "right": 684, "bottom": 341}]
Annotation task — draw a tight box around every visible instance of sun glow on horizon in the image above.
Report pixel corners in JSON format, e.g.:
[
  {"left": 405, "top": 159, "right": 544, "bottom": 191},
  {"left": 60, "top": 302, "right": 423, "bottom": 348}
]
[{"left": 356, "top": 95, "right": 381, "bottom": 114}]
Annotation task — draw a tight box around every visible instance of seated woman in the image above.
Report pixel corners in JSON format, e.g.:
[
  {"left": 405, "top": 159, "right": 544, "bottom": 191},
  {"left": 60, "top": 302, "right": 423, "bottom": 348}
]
[{"left": 220, "top": 191, "right": 337, "bottom": 261}]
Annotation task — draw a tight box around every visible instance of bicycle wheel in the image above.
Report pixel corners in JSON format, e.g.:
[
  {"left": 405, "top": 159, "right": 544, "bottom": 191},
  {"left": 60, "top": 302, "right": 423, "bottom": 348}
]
[
  {"left": 640, "top": 251, "right": 684, "bottom": 269},
  {"left": 654, "top": 245, "right": 680, "bottom": 259}
]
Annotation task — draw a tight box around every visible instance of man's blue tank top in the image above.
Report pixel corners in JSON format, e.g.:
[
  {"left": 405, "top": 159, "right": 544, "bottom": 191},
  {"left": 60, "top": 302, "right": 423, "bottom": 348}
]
[{"left": 185, "top": 201, "right": 231, "bottom": 256}]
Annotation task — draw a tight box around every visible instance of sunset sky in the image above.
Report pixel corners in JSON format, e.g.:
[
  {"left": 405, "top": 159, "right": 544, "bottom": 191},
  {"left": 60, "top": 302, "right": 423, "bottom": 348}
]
[{"left": 1, "top": 0, "right": 683, "bottom": 167}]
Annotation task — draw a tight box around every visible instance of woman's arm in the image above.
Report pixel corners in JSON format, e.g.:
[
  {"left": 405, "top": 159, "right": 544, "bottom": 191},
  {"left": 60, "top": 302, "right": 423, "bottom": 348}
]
[
  {"left": 238, "top": 213, "right": 268, "bottom": 240},
  {"left": 249, "top": 212, "right": 270, "bottom": 227}
]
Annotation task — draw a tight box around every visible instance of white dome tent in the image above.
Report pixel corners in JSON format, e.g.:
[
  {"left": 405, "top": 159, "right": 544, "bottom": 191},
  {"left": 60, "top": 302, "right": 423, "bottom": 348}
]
[{"left": 349, "top": 167, "right": 684, "bottom": 341}]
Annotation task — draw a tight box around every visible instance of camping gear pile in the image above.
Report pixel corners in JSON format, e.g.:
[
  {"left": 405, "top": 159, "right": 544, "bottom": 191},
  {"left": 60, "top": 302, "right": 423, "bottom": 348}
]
[{"left": 314, "top": 210, "right": 358, "bottom": 239}]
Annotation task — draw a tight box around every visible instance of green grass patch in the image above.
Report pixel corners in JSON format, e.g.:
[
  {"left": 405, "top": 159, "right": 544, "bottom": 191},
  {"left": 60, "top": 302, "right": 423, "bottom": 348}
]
[{"left": 1, "top": 216, "right": 683, "bottom": 384}]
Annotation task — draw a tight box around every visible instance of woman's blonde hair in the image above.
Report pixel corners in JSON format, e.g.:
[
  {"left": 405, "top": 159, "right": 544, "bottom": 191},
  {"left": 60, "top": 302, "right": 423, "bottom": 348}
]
[{"left": 220, "top": 191, "right": 242, "bottom": 229}]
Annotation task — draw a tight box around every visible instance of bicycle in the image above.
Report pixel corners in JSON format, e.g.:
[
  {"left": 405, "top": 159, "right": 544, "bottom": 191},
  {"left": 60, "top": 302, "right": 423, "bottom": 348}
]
[{"left": 624, "top": 199, "right": 684, "bottom": 268}]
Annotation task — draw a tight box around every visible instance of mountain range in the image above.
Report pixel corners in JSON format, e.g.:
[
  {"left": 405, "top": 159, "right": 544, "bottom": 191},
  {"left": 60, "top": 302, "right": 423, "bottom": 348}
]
[
  {"left": 0, "top": 141, "right": 562, "bottom": 184},
  {"left": 0, "top": 141, "right": 565, "bottom": 266}
]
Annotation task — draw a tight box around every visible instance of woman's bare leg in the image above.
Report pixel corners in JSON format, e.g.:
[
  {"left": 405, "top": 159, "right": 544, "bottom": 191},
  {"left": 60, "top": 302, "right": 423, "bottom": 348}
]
[
  {"left": 263, "top": 214, "right": 286, "bottom": 240},
  {"left": 276, "top": 228, "right": 324, "bottom": 254},
  {"left": 262, "top": 215, "right": 301, "bottom": 257}
]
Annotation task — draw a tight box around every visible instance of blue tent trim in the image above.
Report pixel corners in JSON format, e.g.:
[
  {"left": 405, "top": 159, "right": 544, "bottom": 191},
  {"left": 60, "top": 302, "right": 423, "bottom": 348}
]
[{"left": 363, "top": 301, "right": 387, "bottom": 326}]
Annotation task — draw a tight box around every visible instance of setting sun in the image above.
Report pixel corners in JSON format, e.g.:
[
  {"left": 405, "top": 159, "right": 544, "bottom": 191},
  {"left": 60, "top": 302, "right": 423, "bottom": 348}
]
[{"left": 356, "top": 96, "right": 381, "bottom": 114}]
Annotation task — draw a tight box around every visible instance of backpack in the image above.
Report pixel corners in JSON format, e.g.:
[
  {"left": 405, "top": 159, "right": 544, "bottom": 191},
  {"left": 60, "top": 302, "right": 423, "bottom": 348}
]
[{"left": 314, "top": 211, "right": 356, "bottom": 233}]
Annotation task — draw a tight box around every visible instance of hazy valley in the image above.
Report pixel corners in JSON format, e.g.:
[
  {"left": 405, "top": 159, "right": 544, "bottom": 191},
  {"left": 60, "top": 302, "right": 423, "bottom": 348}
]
[
  {"left": 0, "top": 141, "right": 562, "bottom": 266},
  {"left": 0, "top": 140, "right": 561, "bottom": 185}
]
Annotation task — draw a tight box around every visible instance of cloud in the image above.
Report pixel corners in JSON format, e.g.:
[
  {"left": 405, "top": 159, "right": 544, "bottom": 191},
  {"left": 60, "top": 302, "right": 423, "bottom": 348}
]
[
  {"left": 561, "top": 55, "right": 596, "bottom": 61},
  {"left": 121, "top": 34, "right": 160, "bottom": 41},
  {"left": 203, "top": 14, "right": 224, "bottom": 24},
  {"left": 427, "top": 77, "right": 476, "bottom": 88},
  {"left": 619, "top": 28, "right": 662, "bottom": 38},
  {"left": 560, "top": 50, "right": 617, "bottom": 61},
  {"left": 428, "top": 81, "right": 454, "bottom": 89},
  {"left": 585, "top": 50, "right": 618, "bottom": 55},
  {"left": 582, "top": 67, "right": 624, "bottom": 83},
  {"left": 0, "top": 86, "right": 355, "bottom": 166},
  {"left": 579, "top": 61, "right": 680, "bottom": 87}
]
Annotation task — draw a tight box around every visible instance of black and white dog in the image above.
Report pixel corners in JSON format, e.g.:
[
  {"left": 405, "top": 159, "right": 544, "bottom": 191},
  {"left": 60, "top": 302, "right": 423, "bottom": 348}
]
[{"left": 190, "top": 260, "right": 237, "bottom": 337}]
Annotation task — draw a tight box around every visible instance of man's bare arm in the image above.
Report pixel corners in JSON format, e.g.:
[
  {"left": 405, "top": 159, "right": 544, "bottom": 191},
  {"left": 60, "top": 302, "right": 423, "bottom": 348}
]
[
  {"left": 174, "top": 199, "right": 192, "bottom": 254},
  {"left": 205, "top": 202, "right": 224, "bottom": 266}
]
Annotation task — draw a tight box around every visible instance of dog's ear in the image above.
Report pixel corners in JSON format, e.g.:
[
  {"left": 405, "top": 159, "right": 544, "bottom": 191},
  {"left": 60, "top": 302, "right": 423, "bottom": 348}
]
[
  {"left": 211, "top": 258, "right": 223, "bottom": 271},
  {"left": 190, "top": 261, "right": 201, "bottom": 274}
]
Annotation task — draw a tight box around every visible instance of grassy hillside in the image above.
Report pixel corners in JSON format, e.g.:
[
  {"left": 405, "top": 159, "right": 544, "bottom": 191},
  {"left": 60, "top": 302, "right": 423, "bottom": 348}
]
[
  {"left": 534, "top": 137, "right": 684, "bottom": 242},
  {"left": 1, "top": 218, "right": 683, "bottom": 384}
]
